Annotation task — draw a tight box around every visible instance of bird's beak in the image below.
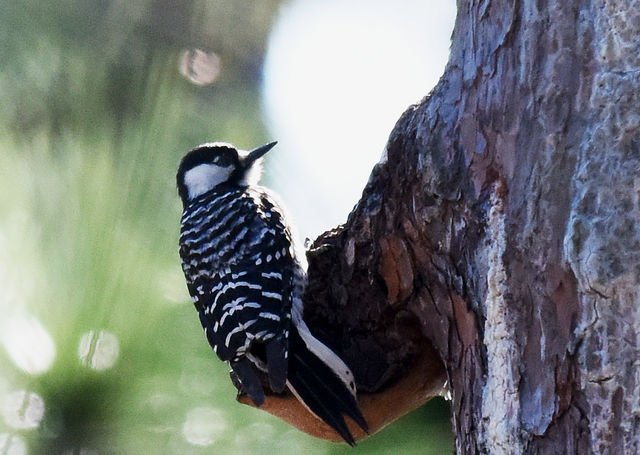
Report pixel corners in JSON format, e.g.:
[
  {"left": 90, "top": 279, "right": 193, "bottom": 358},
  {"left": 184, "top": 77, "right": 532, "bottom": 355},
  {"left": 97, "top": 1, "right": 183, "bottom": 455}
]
[{"left": 245, "top": 141, "right": 277, "bottom": 166}]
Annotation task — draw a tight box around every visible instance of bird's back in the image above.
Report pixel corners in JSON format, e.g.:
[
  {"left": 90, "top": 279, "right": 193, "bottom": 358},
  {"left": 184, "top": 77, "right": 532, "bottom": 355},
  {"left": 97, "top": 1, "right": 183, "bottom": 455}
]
[{"left": 179, "top": 185, "right": 299, "bottom": 364}]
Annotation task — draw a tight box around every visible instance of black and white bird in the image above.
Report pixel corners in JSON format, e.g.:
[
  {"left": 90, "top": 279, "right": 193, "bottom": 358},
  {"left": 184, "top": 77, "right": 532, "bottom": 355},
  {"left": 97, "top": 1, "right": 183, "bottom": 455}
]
[{"left": 176, "top": 141, "right": 367, "bottom": 445}]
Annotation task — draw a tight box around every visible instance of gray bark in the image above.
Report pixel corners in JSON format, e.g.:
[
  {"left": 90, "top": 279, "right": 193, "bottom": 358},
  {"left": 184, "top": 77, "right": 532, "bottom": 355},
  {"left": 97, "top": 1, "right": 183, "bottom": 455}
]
[{"left": 302, "top": 0, "right": 640, "bottom": 453}]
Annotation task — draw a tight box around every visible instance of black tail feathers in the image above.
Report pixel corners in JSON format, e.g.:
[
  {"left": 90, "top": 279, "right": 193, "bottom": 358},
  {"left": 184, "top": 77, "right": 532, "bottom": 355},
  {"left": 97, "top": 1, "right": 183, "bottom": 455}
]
[
  {"left": 287, "top": 326, "right": 368, "bottom": 446},
  {"left": 230, "top": 356, "right": 266, "bottom": 406}
]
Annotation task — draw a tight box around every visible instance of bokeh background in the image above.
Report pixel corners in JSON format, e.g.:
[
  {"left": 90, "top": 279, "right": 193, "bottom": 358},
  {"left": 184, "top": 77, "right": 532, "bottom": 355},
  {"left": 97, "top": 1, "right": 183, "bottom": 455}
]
[{"left": 0, "top": 1, "right": 456, "bottom": 453}]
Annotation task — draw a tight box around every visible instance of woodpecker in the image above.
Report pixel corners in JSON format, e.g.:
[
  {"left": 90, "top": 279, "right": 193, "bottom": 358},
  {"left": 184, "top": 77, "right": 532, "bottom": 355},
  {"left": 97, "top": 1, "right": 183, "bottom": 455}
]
[{"left": 176, "top": 141, "right": 368, "bottom": 445}]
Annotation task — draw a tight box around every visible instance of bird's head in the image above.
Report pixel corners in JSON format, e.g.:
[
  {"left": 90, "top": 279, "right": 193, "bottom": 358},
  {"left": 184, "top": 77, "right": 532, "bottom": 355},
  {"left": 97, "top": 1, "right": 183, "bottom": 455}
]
[{"left": 176, "top": 141, "right": 277, "bottom": 205}]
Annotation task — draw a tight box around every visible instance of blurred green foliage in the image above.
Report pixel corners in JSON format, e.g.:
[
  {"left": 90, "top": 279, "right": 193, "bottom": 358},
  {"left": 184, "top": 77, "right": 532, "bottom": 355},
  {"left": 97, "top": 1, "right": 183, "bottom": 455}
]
[{"left": 0, "top": 1, "right": 453, "bottom": 453}]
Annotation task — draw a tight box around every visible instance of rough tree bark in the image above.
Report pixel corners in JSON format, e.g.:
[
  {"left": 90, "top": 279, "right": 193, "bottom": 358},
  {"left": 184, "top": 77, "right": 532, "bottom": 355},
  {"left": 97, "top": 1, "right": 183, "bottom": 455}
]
[{"left": 296, "top": 1, "right": 640, "bottom": 454}]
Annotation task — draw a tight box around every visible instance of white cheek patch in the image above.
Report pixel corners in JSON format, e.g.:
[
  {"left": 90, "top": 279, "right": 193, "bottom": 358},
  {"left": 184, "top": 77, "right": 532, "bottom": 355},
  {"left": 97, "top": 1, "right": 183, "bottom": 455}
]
[{"left": 184, "top": 164, "right": 233, "bottom": 199}]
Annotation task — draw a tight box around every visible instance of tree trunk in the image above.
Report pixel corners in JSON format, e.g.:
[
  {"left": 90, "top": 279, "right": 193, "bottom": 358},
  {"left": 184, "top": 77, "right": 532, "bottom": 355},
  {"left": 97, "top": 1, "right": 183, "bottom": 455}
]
[{"left": 300, "top": 1, "right": 640, "bottom": 453}]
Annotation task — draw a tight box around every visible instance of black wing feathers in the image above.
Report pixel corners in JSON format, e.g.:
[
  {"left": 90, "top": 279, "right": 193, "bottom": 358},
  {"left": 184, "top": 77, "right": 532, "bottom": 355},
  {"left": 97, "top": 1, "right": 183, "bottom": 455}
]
[{"left": 180, "top": 188, "right": 294, "bottom": 399}]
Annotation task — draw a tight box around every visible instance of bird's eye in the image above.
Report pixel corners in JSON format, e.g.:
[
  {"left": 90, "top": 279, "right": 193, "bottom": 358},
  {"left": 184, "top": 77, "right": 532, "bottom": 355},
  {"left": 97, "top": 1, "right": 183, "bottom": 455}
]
[{"left": 215, "top": 155, "right": 230, "bottom": 166}]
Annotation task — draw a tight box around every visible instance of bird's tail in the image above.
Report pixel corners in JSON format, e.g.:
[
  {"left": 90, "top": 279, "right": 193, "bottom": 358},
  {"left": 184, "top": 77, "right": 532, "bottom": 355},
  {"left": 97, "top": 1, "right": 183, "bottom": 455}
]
[{"left": 287, "top": 320, "right": 368, "bottom": 446}]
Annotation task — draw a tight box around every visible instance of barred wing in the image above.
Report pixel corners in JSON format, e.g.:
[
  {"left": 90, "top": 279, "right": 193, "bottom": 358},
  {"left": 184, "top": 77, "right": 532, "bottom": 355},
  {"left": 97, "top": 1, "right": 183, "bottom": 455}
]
[{"left": 179, "top": 188, "right": 299, "bottom": 398}]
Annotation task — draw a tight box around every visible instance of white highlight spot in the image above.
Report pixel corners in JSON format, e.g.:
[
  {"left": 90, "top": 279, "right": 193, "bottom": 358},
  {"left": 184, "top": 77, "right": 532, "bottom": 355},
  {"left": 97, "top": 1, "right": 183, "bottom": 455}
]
[
  {"left": 0, "top": 433, "right": 26, "bottom": 455},
  {"left": 2, "top": 314, "right": 55, "bottom": 375},
  {"left": 182, "top": 407, "right": 227, "bottom": 446},
  {"left": 178, "top": 49, "right": 221, "bottom": 86},
  {"left": 78, "top": 330, "right": 119, "bottom": 371},
  {"left": 2, "top": 390, "right": 45, "bottom": 430}
]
